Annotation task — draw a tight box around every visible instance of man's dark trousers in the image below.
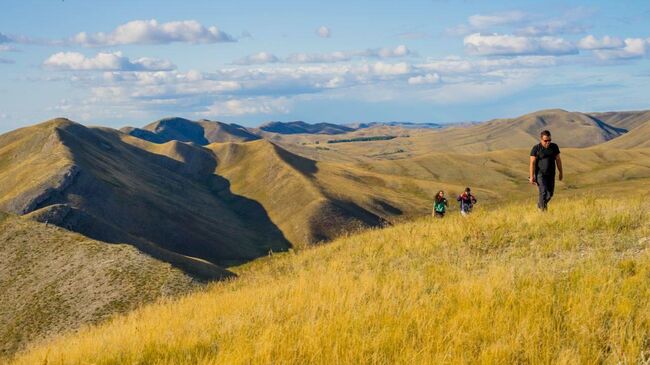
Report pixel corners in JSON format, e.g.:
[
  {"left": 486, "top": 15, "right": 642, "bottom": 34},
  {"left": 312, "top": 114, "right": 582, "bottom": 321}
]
[{"left": 536, "top": 173, "right": 555, "bottom": 210}]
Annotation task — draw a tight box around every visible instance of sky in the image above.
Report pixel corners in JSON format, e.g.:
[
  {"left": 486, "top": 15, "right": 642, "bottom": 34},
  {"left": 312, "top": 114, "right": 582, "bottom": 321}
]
[{"left": 1, "top": 0, "right": 649, "bottom": 132}]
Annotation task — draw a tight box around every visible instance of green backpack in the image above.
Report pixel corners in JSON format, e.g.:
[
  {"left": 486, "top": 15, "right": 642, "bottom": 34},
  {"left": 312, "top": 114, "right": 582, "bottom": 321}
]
[{"left": 434, "top": 199, "right": 446, "bottom": 213}]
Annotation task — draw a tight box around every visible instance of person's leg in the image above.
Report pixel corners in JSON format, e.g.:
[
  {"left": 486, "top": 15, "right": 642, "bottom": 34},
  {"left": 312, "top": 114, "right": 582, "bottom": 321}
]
[
  {"left": 545, "top": 174, "right": 556, "bottom": 206},
  {"left": 536, "top": 174, "right": 547, "bottom": 210}
]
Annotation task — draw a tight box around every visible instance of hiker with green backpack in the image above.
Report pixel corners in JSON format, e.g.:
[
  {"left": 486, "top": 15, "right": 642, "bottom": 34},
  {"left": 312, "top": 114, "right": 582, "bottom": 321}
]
[{"left": 432, "top": 190, "right": 448, "bottom": 218}]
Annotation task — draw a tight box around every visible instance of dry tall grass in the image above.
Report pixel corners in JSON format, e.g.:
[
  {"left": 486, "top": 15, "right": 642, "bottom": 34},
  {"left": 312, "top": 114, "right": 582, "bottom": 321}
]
[{"left": 10, "top": 196, "right": 650, "bottom": 364}]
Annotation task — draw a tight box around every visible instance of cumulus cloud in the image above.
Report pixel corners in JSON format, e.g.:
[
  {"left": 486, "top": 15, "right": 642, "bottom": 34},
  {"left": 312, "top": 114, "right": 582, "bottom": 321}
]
[
  {"left": 233, "top": 52, "right": 279, "bottom": 65},
  {"left": 70, "top": 19, "right": 235, "bottom": 46},
  {"left": 577, "top": 35, "right": 624, "bottom": 50},
  {"left": 317, "top": 26, "right": 331, "bottom": 38},
  {"left": 464, "top": 33, "right": 577, "bottom": 56},
  {"left": 44, "top": 51, "right": 176, "bottom": 71},
  {"left": 594, "top": 38, "right": 649, "bottom": 60},
  {"left": 418, "top": 55, "right": 557, "bottom": 74},
  {"left": 408, "top": 73, "right": 441, "bottom": 85},
  {"left": 370, "top": 62, "right": 411, "bottom": 76}
]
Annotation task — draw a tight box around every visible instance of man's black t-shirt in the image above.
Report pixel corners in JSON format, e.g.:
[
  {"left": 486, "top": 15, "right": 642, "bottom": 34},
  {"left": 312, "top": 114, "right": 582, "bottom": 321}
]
[{"left": 530, "top": 142, "right": 560, "bottom": 176}]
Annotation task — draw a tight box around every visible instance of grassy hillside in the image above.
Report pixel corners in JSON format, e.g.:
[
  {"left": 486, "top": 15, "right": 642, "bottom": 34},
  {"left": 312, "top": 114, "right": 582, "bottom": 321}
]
[
  {"left": 275, "top": 109, "right": 629, "bottom": 160},
  {"left": 0, "top": 213, "right": 198, "bottom": 357},
  {"left": 598, "top": 123, "right": 650, "bottom": 149},
  {"left": 10, "top": 195, "right": 649, "bottom": 364},
  {"left": 589, "top": 110, "right": 650, "bottom": 130},
  {"left": 0, "top": 119, "right": 288, "bottom": 276},
  {"left": 208, "top": 140, "right": 424, "bottom": 247}
]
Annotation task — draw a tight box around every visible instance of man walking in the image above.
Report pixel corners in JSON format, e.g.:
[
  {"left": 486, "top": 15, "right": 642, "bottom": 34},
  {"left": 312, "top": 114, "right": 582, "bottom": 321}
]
[{"left": 529, "top": 130, "right": 563, "bottom": 211}]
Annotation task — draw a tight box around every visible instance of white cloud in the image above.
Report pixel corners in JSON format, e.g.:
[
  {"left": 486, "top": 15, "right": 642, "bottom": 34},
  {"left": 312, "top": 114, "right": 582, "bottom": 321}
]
[
  {"left": 464, "top": 33, "right": 577, "bottom": 56},
  {"left": 200, "top": 97, "right": 292, "bottom": 116},
  {"left": 286, "top": 51, "right": 351, "bottom": 63},
  {"left": 0, "top": 45, "right": 19, "bottom": 52},
  {"left": 285, "top": 45, "right": 411, "bottom": 64},
  {"left": 408, "top": 73, "right": 441, "bottom": 85},
  {"left": 418, "top": 55, "right": 557, "bottom": 74},
  {"left": 515, "top": 20, "right": 587, "bottom": 36},
  {"left": 233, "top": 52, "right": 279, "bottom": 65},
  {"left": 374, "top": 45, "right": 411, "bottom": 58},
  {"left": 317, "top": 26, "right": 331, "bottom": 38},
  {"left": 44, "top": 51, "right": 176, "bottom": 71},
  {"left": 577, "top": 35, "right": 624, "bottom": 50},
  {"left": 468, "top": 11, "right": 528, "bottom": 28},
  {"left": 594, "top": 38, "right": 649, "bottom": 60},
  {"left": 70, "top": 19, "right": 235, "bottom": 46},
  {"left": 371, "top": 62, "right": 411, "bottom": 76}
]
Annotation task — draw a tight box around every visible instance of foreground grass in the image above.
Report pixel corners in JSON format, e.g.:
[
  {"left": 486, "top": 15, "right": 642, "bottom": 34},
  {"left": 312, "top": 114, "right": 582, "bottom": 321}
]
[{"left": 11, "top": 196, "right": 650, "bottom": 364}]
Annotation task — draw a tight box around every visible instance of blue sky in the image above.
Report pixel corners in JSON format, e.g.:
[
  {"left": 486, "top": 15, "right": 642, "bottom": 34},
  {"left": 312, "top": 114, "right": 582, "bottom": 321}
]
[{"left": 1, "top": 0, "right": 649, "bottom": 132}]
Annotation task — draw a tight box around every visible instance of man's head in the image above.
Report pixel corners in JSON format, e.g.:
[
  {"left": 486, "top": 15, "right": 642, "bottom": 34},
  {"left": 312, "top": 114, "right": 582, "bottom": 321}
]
[{"left": 540, "top": 130, "right": 552, "bottom": 147}]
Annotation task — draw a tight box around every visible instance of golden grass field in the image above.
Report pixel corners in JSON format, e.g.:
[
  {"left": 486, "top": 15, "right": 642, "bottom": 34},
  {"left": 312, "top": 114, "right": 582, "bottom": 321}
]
[{"left": 9, "top": 193, "right": 649, "bottom": 364}]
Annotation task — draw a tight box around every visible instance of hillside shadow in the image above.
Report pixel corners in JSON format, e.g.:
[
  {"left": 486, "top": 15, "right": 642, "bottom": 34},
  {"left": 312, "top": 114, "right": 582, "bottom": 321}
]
[
  {"left": 36, "top": 124, "right": 291, "bottom": 280},
  {"left": 272, "top": 142, "right": 318, "bottom": 176}
]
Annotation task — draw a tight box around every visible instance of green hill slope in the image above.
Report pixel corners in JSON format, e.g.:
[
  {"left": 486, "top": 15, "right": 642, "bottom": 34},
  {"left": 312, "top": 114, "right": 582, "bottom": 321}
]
[
  {"left": 0, "top": 212, "right": 198, "bottom": 357},
  {"left": 9, "top": 195, "right": 649, "bottom": 364}
]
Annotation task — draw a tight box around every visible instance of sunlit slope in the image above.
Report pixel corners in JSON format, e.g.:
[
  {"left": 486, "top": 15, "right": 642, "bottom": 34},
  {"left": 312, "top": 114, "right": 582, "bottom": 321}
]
[
  {"left": 598, "top": 122, "right": 650, "bottom": 149},
  {"left": 0, "top": 119, "right": 76, "bottom": 214},
  {"left": 0, "top": 212, "right": 197, "bottom": 357},
  {"left": 0, "top": 119, "right": 288, "bottom": 277},
  {"left": 12, "top": 196, "right": 649, "bottom": 364}
]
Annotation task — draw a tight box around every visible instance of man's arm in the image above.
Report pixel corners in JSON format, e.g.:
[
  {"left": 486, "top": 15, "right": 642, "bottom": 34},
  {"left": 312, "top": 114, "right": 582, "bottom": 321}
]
[
  {"left": 529, "top": 156, "right": 537, "bottom": 184},
  {"left": 556, "top": 154, "right": 563, "bottom": 181}
]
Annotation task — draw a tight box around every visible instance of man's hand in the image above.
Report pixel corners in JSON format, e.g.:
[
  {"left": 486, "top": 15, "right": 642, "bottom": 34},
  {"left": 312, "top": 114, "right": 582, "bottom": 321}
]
[
  {"left": 558, "top": 171, "right": 563, "bottom": 181},
  {"left": 529, "top": 176, "right": 537, "bottom": 185}
]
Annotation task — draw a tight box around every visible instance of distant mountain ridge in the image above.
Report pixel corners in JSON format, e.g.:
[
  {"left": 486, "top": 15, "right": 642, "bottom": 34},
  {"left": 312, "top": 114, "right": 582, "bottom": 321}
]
[
  {"left": 348, "top": 121, "right": 443, "bottom": 129},
  {"left": 259, "top": 121, "right": 355, "bottom": 135},
  {"left": 121, "top": 117, "right": 261, "bottom": 145}
]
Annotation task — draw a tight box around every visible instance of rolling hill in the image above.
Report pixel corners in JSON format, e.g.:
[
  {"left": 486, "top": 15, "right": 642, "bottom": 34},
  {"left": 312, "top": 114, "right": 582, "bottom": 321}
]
[
  {"left": 0, "top": 119, "right": 283, "bottom": 278},
  {"left": 270, "top": 109, "right": 632, "bottom": 160},
  {"left": 0, "top": 211, "right": 198, "bottom": 357},
  {"left": 122, "top": 117, "right": 261, "bottom": 145}
]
